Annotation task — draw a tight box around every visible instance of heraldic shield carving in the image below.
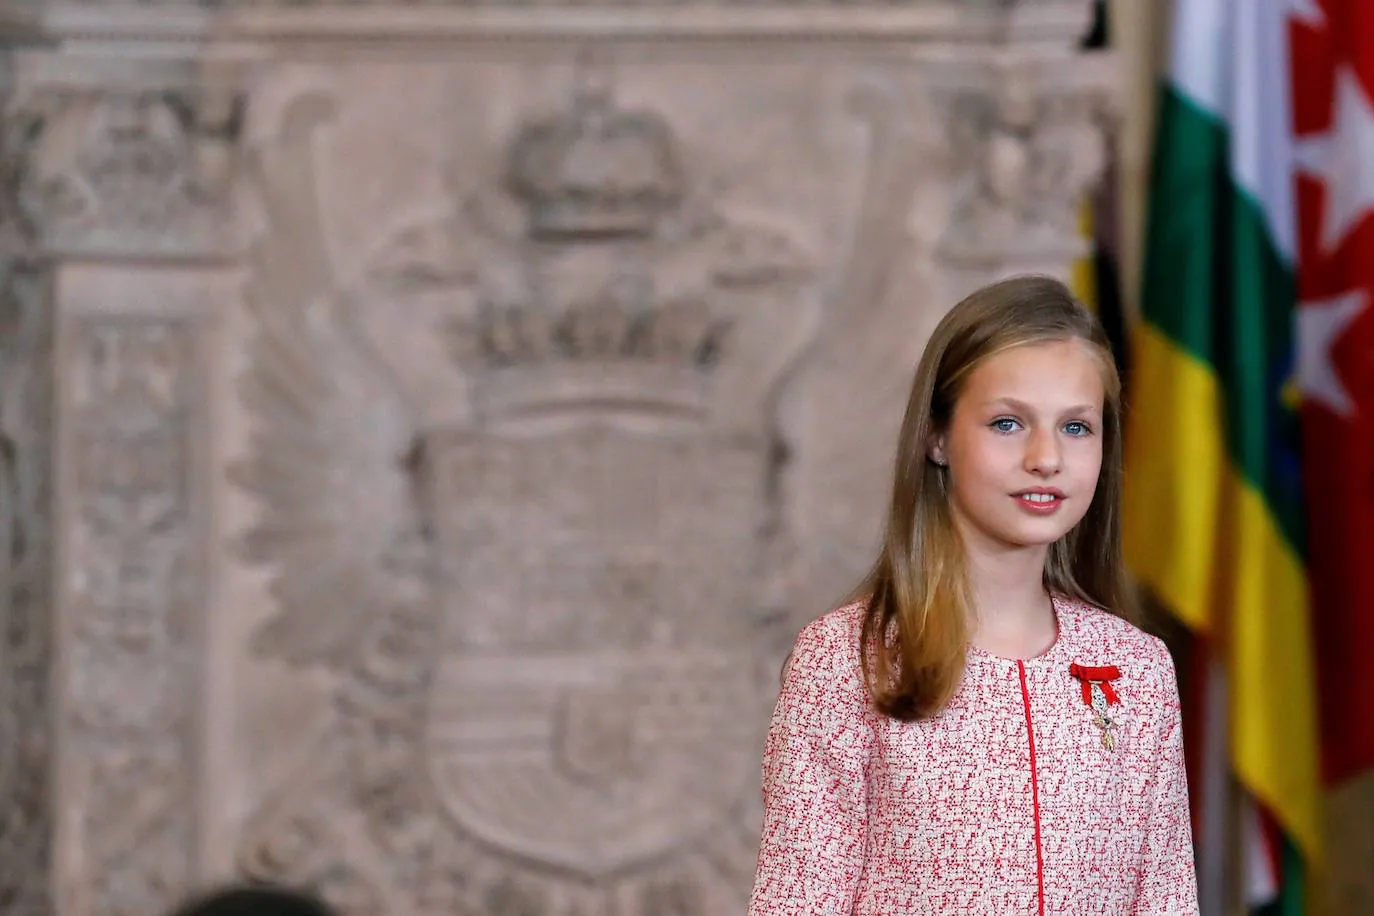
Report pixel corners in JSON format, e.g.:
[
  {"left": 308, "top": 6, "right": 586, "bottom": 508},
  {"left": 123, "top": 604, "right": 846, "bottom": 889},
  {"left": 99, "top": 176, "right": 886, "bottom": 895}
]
[
  {"left": 233, "top": 64, "right": 819, "bottom": 913},
  {"left": 425, "top": 429, "right": 772, "bottom": 877}
]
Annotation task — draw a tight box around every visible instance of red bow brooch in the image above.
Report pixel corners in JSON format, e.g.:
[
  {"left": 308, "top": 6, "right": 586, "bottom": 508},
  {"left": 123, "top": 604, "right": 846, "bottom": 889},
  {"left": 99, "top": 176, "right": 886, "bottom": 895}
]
[{"left": 1070, "top": 663, "right": 1121, "bottom": 752}]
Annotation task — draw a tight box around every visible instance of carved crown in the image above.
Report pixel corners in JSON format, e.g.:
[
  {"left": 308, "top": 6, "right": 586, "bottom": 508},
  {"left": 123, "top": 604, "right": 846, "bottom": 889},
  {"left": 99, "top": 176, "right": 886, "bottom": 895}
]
[
  {"left": 450, "top": 265, "right": 729, "bottom": 420},
  {"left": 505, "top": 80, "right": 684, "bottom": 240}
]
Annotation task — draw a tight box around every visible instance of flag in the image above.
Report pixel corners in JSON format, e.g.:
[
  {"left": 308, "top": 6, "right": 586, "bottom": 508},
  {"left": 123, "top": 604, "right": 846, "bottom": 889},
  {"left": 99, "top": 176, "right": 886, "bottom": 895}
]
[
  {"left": 1074, "top": 165, "right": 1132, "bottom": 386},
  {"left": 1122, "top": 4, "right": 1322, "bottom": 912},
  {"left": 1073, "top": 0, "right": 1132, "bottom": 386},
  {"left": 1071, "top": 0, "right": 1107, "bottom": 313},
  {"left": 1289, "top": 0, "right": 1374, "bottom": 790}
]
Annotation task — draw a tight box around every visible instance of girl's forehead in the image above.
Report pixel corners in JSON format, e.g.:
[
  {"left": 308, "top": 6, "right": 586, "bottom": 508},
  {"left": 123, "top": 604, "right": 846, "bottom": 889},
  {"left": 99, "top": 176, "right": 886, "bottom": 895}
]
[
  {"left": 968, "top": 338, "right": 1103, "bottom": 377},
  {"left": 959, "top": 340, "right": 1106, "bottom": 403}
]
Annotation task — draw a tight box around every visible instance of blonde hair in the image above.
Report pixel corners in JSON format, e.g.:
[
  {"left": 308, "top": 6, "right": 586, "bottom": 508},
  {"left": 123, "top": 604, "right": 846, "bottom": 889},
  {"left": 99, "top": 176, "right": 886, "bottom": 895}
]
[{"left": 856, "top": 275, "right": 1132, "bottom": 720}]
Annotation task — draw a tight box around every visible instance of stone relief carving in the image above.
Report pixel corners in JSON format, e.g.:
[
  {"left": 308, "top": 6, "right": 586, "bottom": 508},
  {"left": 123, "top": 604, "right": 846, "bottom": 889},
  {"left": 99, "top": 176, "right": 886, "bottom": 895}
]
[
  {"left": 0, "top": 102, "right": 54, "bottom": 916},
  {"left": 7, "top": 86, "right": 242, "bottom": 254},
  {"left": 765, "top": 72, "right": 943, "bottom": 623},
  {"left": 231, "top": 68, "right": 824, "bottom": 913},
  {"left": 937, "top": 57, "right": 1114, "bottom": 263},
  {"left": 64, "top": 316, "right": 200, "bottom": 916}
]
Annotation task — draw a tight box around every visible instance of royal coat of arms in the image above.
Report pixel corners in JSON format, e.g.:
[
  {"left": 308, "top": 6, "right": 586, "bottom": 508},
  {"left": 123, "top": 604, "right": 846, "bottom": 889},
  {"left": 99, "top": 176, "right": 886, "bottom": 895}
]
[{"left": 231, "top": 66, "right": 820, "bottom": 914}]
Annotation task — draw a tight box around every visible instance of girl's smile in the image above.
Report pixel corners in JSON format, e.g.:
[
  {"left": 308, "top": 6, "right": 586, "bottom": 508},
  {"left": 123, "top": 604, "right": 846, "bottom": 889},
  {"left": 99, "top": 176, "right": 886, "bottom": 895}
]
[{"left": 1012, "top": 487, "right": 1067, "bottom": 515}]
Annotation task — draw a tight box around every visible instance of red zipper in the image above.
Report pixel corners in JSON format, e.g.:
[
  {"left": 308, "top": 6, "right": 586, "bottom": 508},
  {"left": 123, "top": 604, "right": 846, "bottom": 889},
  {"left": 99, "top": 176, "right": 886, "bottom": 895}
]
[{"left": 1017, "top": 660, "right": 1047, "bottom": 916}]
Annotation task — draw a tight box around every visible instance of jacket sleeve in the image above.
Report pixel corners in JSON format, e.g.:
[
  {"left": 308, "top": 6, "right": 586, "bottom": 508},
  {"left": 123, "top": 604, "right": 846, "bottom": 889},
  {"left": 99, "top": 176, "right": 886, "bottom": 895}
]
[
  {"left": 748, "top": 616, "right": 876, "bottom": 916},
  {"left": 1133, "top": 644, "right": 1201, "bottom": 916}
]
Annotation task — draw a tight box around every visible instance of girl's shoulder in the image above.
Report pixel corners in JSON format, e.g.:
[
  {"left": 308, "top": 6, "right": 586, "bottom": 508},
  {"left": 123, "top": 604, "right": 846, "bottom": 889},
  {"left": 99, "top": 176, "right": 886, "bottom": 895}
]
[
  {"left": 1057, "top": 595, "right": 1169, "bottom": 652},
  {"left": 786, "top": 601, "right": 867, "bottom": 680},
  {"left": 1055, "top": 595, "right": 1179, "bottom": 691}
]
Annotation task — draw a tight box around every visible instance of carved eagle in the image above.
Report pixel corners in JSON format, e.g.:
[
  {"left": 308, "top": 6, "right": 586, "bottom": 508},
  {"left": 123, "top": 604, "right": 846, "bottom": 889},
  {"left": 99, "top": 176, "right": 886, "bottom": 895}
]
[{"left": 231, "top": 95, "right": 431, "bottom": 672}]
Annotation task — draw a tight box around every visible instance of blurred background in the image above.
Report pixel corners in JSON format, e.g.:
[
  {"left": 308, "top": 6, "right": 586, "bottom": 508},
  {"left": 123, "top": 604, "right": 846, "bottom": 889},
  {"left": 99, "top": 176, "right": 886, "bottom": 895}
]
[{"left": 0, "top": 0, "right": 1369, "bottom": 914}]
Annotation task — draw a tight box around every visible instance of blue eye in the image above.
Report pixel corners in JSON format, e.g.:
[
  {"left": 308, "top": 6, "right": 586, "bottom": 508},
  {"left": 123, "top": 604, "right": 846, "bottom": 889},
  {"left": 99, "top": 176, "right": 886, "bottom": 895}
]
[
  {"left": 991, "top": 418, "right": 1021, "bottom": 434},
  {"left": 1063, "top": 421, "right": 1093, "bottom": 437}
]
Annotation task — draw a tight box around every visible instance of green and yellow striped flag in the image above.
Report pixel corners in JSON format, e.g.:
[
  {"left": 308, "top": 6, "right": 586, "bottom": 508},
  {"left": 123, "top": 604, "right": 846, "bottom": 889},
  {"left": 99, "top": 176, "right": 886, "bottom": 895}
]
[
  {"left": 1074, "top": 2, "right": 1130, "bottom": 385},
  {"left": 1122, "top": 0, "right": 1320, "bottom": 894}
]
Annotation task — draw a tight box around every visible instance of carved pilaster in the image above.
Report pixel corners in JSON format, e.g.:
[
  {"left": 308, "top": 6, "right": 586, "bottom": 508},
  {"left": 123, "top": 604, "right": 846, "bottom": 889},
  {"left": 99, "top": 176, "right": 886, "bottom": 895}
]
[
  {"left": 14, "top": 52, "right": 242, "bottom": 916},
  {"left": 60, "top": 315, "right": 203, "bottom": 916},
  {"left": 934, "top": 50, "right": 1118, "bottom": 285}
]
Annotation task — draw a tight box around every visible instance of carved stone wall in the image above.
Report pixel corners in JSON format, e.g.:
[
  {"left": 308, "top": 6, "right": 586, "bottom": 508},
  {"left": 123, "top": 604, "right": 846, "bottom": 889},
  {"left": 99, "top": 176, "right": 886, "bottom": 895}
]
[
  {"left": 233, "top": 48, "right": 1115, "bottom": 916},
  {"left": 11, "top": 3, "right": 1125, "bottom": 915}
]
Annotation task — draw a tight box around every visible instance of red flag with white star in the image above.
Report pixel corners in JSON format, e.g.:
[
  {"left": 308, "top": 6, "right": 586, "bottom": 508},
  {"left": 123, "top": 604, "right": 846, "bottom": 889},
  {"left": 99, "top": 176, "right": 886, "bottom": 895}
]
[{"left": 1290, "top": 0, "right": 1374, "bottom": 786}]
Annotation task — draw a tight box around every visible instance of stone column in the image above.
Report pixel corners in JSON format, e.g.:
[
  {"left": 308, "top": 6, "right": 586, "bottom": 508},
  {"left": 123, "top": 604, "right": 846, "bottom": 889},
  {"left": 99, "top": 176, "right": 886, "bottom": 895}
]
[{"left": 5, "top": 49, "right": 245, "bottom": 916}]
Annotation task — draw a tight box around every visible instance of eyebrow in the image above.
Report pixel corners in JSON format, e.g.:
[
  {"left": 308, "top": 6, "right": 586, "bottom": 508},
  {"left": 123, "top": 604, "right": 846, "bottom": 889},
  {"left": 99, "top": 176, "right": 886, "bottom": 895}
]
[{"left": 986, "top": 397, "right": 1101, "bottom": 415}]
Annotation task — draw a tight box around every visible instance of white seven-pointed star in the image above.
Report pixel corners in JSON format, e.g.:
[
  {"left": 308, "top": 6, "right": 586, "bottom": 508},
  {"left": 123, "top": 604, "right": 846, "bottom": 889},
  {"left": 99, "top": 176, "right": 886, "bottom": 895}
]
[
  {"left": 1289, "top": 0, "right": 1325, "bottom": 27},
  {"left": 1295, "top": 66, "right": 1374, "bottom": 252},
  {"left": 1297, "top": 289, "right": 1367, "bottom": 416}
]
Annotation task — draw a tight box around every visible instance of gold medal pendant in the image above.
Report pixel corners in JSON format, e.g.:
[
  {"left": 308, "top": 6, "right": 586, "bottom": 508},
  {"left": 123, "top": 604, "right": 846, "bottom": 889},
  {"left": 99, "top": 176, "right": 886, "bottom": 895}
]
[{"left": 1094, "top": 712, "right": 1117, "bottom": 752}]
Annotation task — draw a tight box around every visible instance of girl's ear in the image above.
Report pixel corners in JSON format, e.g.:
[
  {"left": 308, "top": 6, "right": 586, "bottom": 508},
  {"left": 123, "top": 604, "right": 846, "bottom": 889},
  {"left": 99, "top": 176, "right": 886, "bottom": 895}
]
[{"left": 927, "top": 433, "right": 947, "bottom": 467}]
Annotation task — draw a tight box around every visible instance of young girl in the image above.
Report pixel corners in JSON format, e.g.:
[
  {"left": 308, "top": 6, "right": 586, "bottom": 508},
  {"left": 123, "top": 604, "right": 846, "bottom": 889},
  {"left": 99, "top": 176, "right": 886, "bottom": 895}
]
[{"left": 749, "top": 276, "right": 1199, "bottom": 915}]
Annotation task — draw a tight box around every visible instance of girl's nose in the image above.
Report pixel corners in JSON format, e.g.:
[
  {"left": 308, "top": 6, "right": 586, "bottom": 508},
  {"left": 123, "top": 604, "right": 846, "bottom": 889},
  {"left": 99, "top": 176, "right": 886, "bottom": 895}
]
[{"left": 1023, "top": 428, "right": 1063, "bottom": 475}]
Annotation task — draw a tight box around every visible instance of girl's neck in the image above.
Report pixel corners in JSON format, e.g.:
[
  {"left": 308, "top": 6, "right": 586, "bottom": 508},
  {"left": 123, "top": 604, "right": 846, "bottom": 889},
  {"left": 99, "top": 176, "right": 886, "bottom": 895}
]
[{"left": 961, "top": 534, "right": 1057, "bottom": 660}]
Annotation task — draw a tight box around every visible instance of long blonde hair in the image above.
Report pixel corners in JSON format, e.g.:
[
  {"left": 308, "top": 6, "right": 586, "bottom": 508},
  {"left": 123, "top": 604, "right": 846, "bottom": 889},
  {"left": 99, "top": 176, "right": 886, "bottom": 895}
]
[{"left": 856, "top": 275, "right": 1132, "bottom": 720}]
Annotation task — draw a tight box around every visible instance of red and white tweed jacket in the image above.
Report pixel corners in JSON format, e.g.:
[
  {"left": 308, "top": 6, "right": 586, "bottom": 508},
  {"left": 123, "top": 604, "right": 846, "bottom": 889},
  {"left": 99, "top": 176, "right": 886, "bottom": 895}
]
[{"left": 748, "top": 597, "right": 1199, "bottom": 916}]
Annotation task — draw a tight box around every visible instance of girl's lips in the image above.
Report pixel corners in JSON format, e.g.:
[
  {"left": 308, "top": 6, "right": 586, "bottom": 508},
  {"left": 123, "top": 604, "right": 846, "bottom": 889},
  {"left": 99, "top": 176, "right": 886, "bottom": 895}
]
[{"left": 1012, "top": 492, "right": 1065, "bottom": 515}]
